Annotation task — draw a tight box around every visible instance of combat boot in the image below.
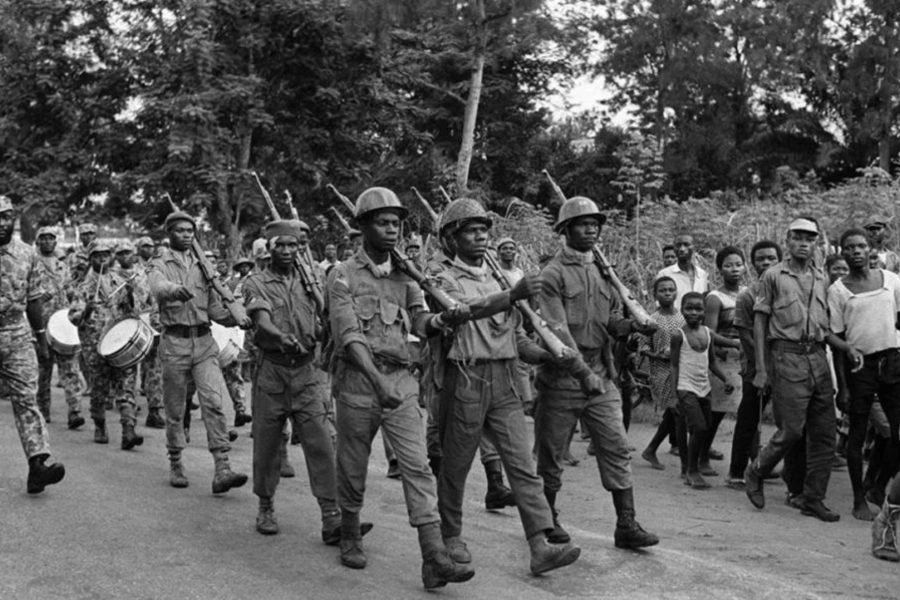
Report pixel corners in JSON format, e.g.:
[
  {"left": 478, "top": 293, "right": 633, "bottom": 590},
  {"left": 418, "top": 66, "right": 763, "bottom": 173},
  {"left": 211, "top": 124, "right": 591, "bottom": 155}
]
[
  {"left": 544, "top": 490, "right": 571, "bottom": 544},
  {"left": 442, "top": 536, "right": 471, "bottom": 564},
  {"left": 121, "top": 423, "right": 144, "bottom": 450},
  {"left": 212, "top": 463, "right": 248, "bottom": 494},
  {"left": 169, "top": 460, "right": 189, "bottom": 488},
  {"left": 145, "top": 408, "right": 165, "bottom": 429},
  {"left": 321, "top": 499, "right": 374, "bottom": 545},
  {"left": 528, "top": 533, "right": 581, "bottom": 575},
  {"left": 339, "top": 510, "right": 366, "bottom": 569},
  {"left": 418, "top": 521, "right": 475, "bottom": 589},
  {"left": 279, "top": 438, "right": 295, "bottom": 478},
  {"left": 67, "top": 411, "right": 85, "bottom": 430},
  {"left": 256, "top": 497, "right": 279, "bottom": 535},
  {"left": 612, "top": 488, "right": 659, "bottom": 549},
  {"left": 93, "top": 419, "right": 108, "bottom": 444},
  {"left": 26, "top": 454, "right": 65, "bottom": 495},
  {"left": 872, "top": 500, "right": 900, "bottom": 562},
  {"left": 484, "top": 459, "right": 515, "bottom": 510}
]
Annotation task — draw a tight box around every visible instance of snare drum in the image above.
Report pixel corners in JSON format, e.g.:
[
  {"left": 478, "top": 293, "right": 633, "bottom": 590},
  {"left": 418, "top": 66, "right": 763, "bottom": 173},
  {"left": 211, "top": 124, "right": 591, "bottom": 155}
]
[
  {"left": 211, "top": 322, "right": 240, "bottom": 367},
  {"left": 47, "top": 309, "right": 80, "bottom": 355},
  {"left": 98, "top": 318, "right": 155, "bottom": 369}
]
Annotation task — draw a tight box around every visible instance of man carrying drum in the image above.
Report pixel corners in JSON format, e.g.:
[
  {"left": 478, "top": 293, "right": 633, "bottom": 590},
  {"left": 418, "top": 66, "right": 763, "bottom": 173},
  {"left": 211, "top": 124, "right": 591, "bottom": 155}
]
[
  {"left": 69, "top": 239, "right": 146, "bottom": 450},
  {"left": 0, "top": 195, "right": 66, "bottom": 495},
  {"left": 148, "top": 211, "right": 251, "bottom": 494},
  {"left": 35, "top": 225, "right": 84, "bottom": 429}
]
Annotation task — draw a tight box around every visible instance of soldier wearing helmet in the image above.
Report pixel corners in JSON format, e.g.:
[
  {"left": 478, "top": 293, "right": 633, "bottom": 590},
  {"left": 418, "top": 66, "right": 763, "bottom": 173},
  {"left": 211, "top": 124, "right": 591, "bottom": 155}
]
[
  {"left": 536, "top": 195, "right": 659, "bottom": 551},
  {"left": 432, "top": 197, "right": 582, "bottom": 576},
  {"left": 0, "top": 195, "right": 66, "bottom": 495},
  {"left": 326, "top": 186, "right": 474, "bottom": 588}
]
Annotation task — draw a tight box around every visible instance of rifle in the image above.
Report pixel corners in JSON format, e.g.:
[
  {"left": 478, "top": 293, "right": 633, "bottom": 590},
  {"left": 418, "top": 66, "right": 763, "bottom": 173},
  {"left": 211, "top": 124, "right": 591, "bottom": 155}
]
[
  {"left": 163, "top": 194, "right": 248, "bottom": 324},
  {"left": 284, "top": 188, "right": 324, "bottom": 300},
  {"left": 438, "top": 185, "right": 453, "bottom": 205},
  {"left": 329, "top": 207, "right": 353, "bottom": 234},
  {"left": 412, "top": 187, "right": 441, "bottom": 223},
  {"left": 481, "top": 251, "right": 605, "bottom": 396},
  {"left": 326, "top": 184, "right": 458, "bottom": 311},
  {"left": 251, "top": 173, "right": 325, "bottom": 317},
  {"left": 542, "top": 170, "right": 653, "bottom": 327}
]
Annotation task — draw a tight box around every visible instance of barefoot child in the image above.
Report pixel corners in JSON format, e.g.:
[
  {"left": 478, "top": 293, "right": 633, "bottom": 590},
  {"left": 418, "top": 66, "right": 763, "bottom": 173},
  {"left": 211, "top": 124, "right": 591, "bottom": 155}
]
[
  {"left": 640, "top": 277, "right": 685, "bottom": 470},
  {"left": 670, "top": 292, "right": 732, "bottom": 489}
]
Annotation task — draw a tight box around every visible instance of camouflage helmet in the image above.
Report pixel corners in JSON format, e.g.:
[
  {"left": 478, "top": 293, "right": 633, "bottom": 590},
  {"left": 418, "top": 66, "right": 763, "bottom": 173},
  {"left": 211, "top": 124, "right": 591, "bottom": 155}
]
[
  {"left": 355, "top": 187, "right": 408, "bottom": 221},
  {"left": 116, "top": 239, "right": 136, "bottom": 254},
  {"left": 554, "top": 196, "right": 606, "bottom": 233},
  {"left": 440, "top": 198, "right": 492, "bottom": 236},
  {"left": 88, "top": 239, "right": 115, "bottom": 256}
]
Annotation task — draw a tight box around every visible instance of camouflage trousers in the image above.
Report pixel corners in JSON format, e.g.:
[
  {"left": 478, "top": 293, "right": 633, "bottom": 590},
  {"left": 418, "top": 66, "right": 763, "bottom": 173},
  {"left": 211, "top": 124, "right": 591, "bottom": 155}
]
[
  {"left": 37, "top": 348, "right": 83, "bottom": 417},
  {"left": 81, "top": 341, "right": 138, "bottom": 426},
  {"left": 222, "top": 360, "right": 247, "bottom": 413},
  {"left": 0, "top": 323, "right": 51, "bottom": 459},
  {"left": 140, "top": 345, "right": 164, "bottom": 411}
]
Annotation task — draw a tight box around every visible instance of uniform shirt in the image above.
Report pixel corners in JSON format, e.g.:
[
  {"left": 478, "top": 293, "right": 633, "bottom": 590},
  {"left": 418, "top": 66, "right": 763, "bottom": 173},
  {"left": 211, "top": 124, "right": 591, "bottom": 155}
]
[
  {"left": 0, "top": 238, "right": 45, "bottom": 327},
  {"left": 436, "top": 258, "right": 541, "bottom": 362},
  {"left": 327, "top": 248, "right": 430, "bottom": 366},
  {"left": 147, "top": 247, "right": 232, "bottom": 328},
  {"left": 37, "top": 251, "right": 70, "bottom": 319},
  {"left": 66, "top": 248, "right": 90, "bottom": 283},
  {"left": 753, "top": 258, "right": 830, "bottom": 343},
  {"left": 242, "top": 266, "right": 317, "bottom": 354},
  {"left": 656, "top": 262, "right": 709, "bottom": 309},
  {"left": 539, "top": 245, "right": 631, "bottom": 354},
  {"left": 828, "top": 269, "right": 900, "bottom": 355},
  {"left": 734, "top": 280, "right": 762, "bottom": 379},
  {"left": 69, "top": 269, "right": 143, "bottom": 341}
]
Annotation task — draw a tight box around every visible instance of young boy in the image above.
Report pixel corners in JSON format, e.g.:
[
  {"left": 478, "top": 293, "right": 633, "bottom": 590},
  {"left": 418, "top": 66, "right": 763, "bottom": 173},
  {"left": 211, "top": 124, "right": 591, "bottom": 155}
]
[
  {"left": 670, "top": 292, "right": 731, "bottom": 489},
  {"left": 640, "top": 276, "right": 685, "bottom": 469}
]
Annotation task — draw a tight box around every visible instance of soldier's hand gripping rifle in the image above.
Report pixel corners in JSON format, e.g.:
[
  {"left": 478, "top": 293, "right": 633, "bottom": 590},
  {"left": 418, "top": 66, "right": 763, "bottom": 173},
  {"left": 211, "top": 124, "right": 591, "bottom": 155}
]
[
  {"left": 252, "top": 173, "right": 326, "bottom": 318},
  {"left": 541, "top": 170, "right": 654, "bottom": 327},
  {"left": 163, "top": 194, "right": 249, "bottom": 325},
  {"left": 326, "top": 184, "right": 459, "bottom": 312}
]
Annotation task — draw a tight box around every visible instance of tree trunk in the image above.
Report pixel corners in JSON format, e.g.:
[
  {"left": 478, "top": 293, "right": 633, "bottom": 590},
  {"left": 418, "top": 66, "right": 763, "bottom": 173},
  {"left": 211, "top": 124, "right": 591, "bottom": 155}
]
[{"left": 455, "top": 0, "right": 486, "bottom": 196}]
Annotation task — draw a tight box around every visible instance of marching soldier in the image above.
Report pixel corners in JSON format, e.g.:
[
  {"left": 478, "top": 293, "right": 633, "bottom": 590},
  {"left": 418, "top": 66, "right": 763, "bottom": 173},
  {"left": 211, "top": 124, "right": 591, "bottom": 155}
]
[
  {"left": 68, "top": 223, "right": 97, "bottom": 284},
  {"left": 434, "top": 198, "right": 581, "bottom": 576},
  {"left": 35, "top": 226, "right": 84, "bottom": 428},
  {"left": 69, "top": 239, "right": 145, "bottom": 450},
  {"left": 327, "top": 187, "right": 473, "bottom": 589},
  {"left": 0, "top": 196, "right": 66, "bottom": 494},
  {"left": 147, "top": 211, "right": 250, "bottom": 494},
  {"left": 136, "top": 236, "right": 155, "bottom": 267},
  {"left": 535, "top": 196, "right": 659, "bottom": 550}
]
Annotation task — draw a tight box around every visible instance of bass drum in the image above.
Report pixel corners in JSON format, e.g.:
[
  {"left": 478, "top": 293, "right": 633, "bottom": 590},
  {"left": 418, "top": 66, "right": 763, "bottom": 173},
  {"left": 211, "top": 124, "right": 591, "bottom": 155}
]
[
  {"left": 48, "top": 309, "right": 80, "bottom": 355},
  {"left": 211, "top": 322, "right": 240, "bottom": 367},
  {"left": 98, "top": 318, "right": 155, "bottom": 369}
]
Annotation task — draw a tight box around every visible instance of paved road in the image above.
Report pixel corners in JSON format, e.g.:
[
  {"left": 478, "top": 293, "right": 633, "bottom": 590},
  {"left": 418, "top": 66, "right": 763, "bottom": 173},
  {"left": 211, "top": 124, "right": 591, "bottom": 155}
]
[{"left": 0, "top": 387, "right": 896, "bottom": 599}]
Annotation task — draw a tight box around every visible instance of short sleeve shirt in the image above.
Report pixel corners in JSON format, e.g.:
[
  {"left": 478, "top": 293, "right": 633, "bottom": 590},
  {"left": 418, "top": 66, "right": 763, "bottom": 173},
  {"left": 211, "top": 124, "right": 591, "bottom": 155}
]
[
  {"left": 753, "top": 259, "right": 830, "bottom": 343},
  {"left": 828, "top": 269, "right": 900, "bottom": 355}
]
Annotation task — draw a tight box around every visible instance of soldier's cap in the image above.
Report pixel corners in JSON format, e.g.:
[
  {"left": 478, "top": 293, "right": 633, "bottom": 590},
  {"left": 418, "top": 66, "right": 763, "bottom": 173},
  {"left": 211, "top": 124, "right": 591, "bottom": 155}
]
[
  {"left": 265, "top": 219, "right": 301, "bottom": 241},
  {"left": 164, "top": 211, "right": 196, "bottom": 230},
  {"left": 233, "top": 256, "right": 254, "bottom": 269},
  {"left": 136, "top": 236, "right": 154, "bottom": 247},
  {"left": 0, "top": 195, "right": 13, "bottom": 214},
  {"left": 36, "top": 226, "right": 58, "bottom": 239},
  {"left": 292, "top": 219, "right": 310, "bottom": 233},
  {"left": 78, "top": 223, "right": 98, "bottom": 234},
  {"left": 497, "top": 237, "right": 516, "bottom": 249},
  {"left": 116, "top": 240, "right": 136, "bottom": 253},
  {"left": 788, "top": 218, "right": 819, "bottom": 235},
  {"left": 88, "top": 239, "right": 116, "bottom": 256},
  {"left": 864, "top": 217, "right": 890, "bottom": 230}
]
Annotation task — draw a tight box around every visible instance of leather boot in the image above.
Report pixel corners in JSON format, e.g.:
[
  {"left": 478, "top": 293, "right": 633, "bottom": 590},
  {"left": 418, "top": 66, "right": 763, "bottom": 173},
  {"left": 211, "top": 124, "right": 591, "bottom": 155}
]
[
  {"left": 93, "top": 419, "right": 108, "bottom": 444},
  {"left": 121, "top": 423, "right": 144, "bottom": 450},
  {"left": 339, "top": 510, "right": 366, "bottom": 569},
  {"left": 544, "top": 490, "right": 571, "bottom": 544},
  {"left": 612, "top": 488, "right": 659, "bottom": 549},
  {"left": 256, "top": 496, "right": 279, "bottom": 535},
  {"left": 212, "top": 453, "right": 248, "bottom": 494},
  {"left": 279, "top": 438, "right": 295, "bottom": 478},
  {"left": 484, "top": 460, "right": 515, "bottom": 510},
  {"left": 169, "top": 459, "right": 189, "bottom": 488},
  {"left": 321, "top": 499, "right": 374, "bottom": 546},
  {"left": 872, "top": 501, "right": 900, "bottom": 562},
  {"left": 419, "top": 521, "right": 474, "bottom": 589},
  {"left": 67, "top": 411, "right": 85, "bottom": 430},
  {"left": 26, "top": 454, "right": 65, "bottom": 494},
  {"left": 528, "top": 533, "right": 581, "bottom": 575},
  {"left": 145, "top": 408, "right": 165, "bottom": 429}
]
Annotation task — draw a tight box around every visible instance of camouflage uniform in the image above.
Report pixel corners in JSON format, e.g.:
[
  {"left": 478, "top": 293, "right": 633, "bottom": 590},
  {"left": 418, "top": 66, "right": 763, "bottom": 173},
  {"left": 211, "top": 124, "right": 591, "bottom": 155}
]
[
  {"left": 0, "top": 236, "right": 53, "bottom": 459},
  {"left": 36, "top": 238, "right": 83, "bottom": 421},
  {"left": 70, "top": 263, "right": 143, "bottom": 429},
  {"left": 222, "top": 360, "right": 248, "bottom": 414},
  {"left": 120, "top": 261, "right": 164, "bottom": 415}
]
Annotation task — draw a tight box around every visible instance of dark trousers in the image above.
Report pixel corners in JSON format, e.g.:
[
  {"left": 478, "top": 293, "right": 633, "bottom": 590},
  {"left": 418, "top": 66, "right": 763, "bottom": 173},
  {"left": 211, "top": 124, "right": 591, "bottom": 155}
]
[{"left": 729, "top": 379, "right": 770, "bottom": 478}]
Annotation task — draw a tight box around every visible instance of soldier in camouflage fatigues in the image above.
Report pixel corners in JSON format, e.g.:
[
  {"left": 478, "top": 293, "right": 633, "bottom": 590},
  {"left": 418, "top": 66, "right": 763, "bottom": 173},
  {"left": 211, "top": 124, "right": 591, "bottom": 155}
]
[
  {"left": 70, "top": 239, "right": 146, "bottom": 450},
  {"left": 35, "top": 226, "right": 84, "bottom": 429},
  {"left": 0, "top": 195, "right": 66, "bottom": 494},
  {"left": 70, "top": 223, "right": 97, "bottom": 390}
]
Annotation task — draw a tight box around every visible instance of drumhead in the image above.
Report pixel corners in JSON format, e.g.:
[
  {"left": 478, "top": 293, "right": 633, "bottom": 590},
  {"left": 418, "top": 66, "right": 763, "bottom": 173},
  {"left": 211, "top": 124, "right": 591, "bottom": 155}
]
[
  {"left": 99, "top": 319, "right": 140, "bottom": 356},
  {"left": 48, "top": 310, "right": 80, "bottom": 345}
]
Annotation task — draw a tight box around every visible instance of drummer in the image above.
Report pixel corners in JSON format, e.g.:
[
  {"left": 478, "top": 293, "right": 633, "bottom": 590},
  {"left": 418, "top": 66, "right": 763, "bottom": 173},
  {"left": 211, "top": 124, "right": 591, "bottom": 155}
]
[
  {"left": 35, "top": 226, "right": 85, "bottom": 429},
  {"left": 69, "top": 239, "right": 145, "bottom": 450},
  {"left": 68, "top": 223, "right": 97, "bottom": 285}
]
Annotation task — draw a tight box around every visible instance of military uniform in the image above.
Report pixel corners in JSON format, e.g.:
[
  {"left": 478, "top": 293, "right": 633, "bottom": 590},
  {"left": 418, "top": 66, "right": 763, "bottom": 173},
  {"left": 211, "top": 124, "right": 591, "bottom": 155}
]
[
  {"left": 147, "top": 211, "right": 247, "bottom": 493},
  {"left": 35, "top": 227, "right": 84, "bottom": 426},
  {"left": 0, "top": 196, "right": 65, "bottom": 493},
  {"left": 242, "top": 221, "right": 337, "bottom": 537}
]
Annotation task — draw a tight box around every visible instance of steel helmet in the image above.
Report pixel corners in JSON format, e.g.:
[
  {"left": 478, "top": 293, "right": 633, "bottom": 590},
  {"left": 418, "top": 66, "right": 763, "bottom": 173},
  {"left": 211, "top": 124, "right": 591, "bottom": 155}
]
[
  {"left": 554, "top": 196, "right": 606, "bottom": 233},
  {"left": 440, "top": 198, "right": 492, "bottom": 236},
  {"left": 355, "top": 187, "right": 408, "bottom": 220}
]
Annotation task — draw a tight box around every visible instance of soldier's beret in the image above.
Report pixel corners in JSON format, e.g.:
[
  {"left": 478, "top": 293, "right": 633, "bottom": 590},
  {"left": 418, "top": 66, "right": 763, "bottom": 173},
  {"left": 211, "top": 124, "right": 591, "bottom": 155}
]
[{"left": 265, "top": 219, "right": 300, "bottom": 241}]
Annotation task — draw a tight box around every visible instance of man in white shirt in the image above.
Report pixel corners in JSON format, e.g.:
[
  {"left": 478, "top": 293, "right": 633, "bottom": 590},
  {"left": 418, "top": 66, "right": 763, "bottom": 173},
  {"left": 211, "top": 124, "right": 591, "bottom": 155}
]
[{"left": 656, "top": 233, "right": 709, "bottom": 308}]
